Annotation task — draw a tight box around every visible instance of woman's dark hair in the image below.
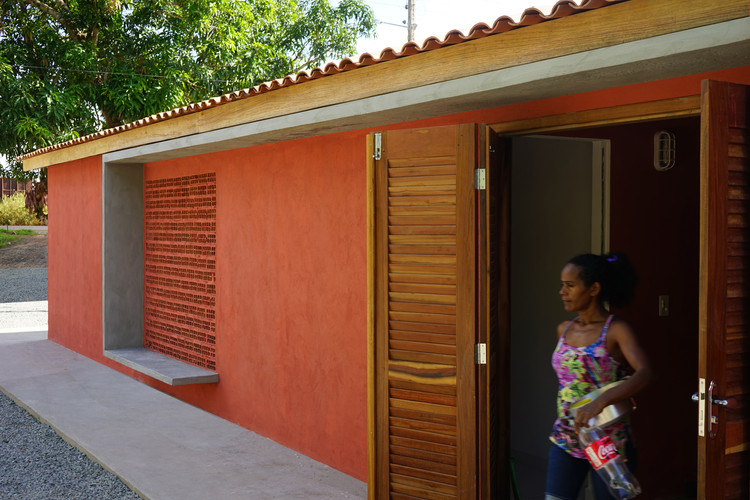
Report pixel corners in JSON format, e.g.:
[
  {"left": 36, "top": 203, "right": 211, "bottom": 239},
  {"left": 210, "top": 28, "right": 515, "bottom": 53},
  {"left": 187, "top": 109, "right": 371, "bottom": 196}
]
[{"left": 568, "top": 252, "right": 638, "bottom": 308}]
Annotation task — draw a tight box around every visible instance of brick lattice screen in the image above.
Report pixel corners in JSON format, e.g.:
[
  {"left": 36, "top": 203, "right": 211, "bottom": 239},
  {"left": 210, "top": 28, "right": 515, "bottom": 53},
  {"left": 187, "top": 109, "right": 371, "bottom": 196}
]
[{"left": 144, "top": 173, "right": 217, "bottom": 371}]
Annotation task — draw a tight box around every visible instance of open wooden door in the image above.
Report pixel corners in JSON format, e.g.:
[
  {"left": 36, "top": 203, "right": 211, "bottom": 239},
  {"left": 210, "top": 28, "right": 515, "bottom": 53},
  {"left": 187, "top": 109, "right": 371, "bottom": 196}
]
[
  {"left": 372, "top": 124, "right": 478, "bottom": 499},
  {"left": 478, "top": 128, "right": 511, "bottom": 499},
  {"left": 698, "top": 80, "right": 749, "bottom": 499}
]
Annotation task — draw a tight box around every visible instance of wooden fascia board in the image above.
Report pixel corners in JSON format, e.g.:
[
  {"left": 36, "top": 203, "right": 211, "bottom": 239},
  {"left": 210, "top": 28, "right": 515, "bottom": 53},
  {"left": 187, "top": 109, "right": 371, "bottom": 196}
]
[
  {"left": 490, "top": 95, "right": 702, "bottom": 135},
  {"left": 23, "top": 0, "right": 748, "bottom": 171}
]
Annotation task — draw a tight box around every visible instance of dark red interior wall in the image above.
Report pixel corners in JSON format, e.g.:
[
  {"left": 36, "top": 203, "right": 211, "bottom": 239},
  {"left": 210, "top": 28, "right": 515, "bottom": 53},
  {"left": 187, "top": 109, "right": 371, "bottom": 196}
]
[{"left": 557, "top": 117, "right": 701, "bottom": 497}]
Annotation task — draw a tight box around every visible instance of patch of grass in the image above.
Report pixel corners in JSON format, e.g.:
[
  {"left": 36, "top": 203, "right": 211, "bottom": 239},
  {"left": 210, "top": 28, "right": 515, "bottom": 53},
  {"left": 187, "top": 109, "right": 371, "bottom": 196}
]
[{"left": 0, "top": 228, "right": 35, "bottom": 248}]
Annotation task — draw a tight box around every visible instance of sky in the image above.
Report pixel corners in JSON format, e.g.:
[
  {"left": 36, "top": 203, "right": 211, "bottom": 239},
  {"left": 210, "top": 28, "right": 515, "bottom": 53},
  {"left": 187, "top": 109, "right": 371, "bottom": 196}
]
[{"left": 350, "top": 0, "right": 564, "bottom": 57}]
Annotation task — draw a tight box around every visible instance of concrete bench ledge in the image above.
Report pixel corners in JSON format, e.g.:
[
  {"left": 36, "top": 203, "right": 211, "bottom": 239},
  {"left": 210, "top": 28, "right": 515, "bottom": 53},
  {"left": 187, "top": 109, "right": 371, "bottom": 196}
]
[{"left": 104, "top": 348, "right": 218, "bottom": 385}]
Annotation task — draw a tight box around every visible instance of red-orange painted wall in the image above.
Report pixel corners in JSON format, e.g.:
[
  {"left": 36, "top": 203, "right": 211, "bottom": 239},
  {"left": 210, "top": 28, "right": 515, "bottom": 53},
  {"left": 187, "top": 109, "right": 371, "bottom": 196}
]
[
  {"left": 141, "top": 131, "right": 370, "bottom": 478},
  {"left": 45, "top": 66, "right": 750, "bottom": 482},
  {"left": 47, "top": 155, "right": 103, "bottom": 357}
]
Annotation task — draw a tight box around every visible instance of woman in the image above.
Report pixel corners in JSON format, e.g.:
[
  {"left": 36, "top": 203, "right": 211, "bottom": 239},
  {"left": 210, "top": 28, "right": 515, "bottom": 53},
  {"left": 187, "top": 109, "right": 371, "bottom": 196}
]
[{"left": 545, "top": 253, "right": 652, "bottom": 500}]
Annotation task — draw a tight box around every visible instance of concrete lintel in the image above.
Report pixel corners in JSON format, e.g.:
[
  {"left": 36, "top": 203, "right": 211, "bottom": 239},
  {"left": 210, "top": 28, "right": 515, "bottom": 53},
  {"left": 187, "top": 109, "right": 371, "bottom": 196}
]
[
  {"left": 104, "top": 348, "right": 219, "bottom": 386},
  {"left": 103, "top": 18, "right": 750, "bottom": 165}
]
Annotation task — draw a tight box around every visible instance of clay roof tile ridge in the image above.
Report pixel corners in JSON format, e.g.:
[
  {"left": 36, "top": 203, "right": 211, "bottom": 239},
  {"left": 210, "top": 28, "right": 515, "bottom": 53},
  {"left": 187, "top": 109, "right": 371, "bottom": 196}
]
[{"left": 18, "top": 0, "right": 625, "bottom": 162}]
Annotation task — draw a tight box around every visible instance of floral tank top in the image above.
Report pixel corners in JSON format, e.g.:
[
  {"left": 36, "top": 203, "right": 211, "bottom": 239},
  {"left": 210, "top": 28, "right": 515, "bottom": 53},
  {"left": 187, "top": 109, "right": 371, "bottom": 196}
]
[{"left": 549, "top": 315, "right": 632, "bottom": 458}]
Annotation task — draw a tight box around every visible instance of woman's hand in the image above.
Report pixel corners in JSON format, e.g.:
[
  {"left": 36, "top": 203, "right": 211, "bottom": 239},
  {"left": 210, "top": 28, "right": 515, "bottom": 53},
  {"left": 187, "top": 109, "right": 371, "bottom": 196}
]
[{"left": 574, "top": 398, "right": 606, "bottom": 430}]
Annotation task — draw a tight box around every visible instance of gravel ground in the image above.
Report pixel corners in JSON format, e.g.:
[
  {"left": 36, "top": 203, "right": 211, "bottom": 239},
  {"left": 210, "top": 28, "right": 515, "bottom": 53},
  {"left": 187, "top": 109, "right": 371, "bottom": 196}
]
[
  {"left": 0, "top": 233, "right": 143, "bottom": 499},
  {"left": 0, "top": 268, "right": 48, "bottom": 303},
  {"left": 0, "top": 393, "right": 141, "bottom": 499},
  {"left": 0, "top": 232, "right": 48, "bottom": 304}
]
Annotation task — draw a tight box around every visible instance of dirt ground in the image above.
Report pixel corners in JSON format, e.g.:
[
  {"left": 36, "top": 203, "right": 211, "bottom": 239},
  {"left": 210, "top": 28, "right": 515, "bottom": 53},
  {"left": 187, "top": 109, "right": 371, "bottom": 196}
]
[{"left": 0, "top": 234, "right": 48, "bottom": 269}]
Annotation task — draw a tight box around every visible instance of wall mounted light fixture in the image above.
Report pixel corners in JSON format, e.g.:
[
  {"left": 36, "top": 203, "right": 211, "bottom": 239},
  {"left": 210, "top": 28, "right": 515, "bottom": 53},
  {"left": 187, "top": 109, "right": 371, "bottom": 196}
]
[{"left": 654, "top": 130, "right": 676, "bottom": 171}]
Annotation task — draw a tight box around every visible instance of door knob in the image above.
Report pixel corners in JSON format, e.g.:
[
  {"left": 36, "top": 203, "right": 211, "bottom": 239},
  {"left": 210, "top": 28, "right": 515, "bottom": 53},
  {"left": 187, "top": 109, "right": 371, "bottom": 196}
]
[
  {"left": 692, "top": 392, "right": 732, "bottom": 407},
  {"left": 695, "top": 380, "right": 735, "bottom": 438}
]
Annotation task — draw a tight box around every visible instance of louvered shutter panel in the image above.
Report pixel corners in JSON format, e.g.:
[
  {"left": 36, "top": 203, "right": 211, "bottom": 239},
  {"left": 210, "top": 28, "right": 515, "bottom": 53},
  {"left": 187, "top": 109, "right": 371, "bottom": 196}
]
[
  {"left": 699, "top": 81, "right": 750, "bottom": 499},
  {"left": 374, "top": 125, "right": 477, "bottom": 499}
]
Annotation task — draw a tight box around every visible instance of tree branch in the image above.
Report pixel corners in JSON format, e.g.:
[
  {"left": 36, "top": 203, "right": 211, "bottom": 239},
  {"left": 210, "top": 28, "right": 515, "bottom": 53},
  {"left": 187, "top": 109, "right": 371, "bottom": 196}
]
[
  {"left": 292, "top": 55, "right": 318, "bottom": 75},
  {"left": 23, "top": 0, "right": 60, "bottom": 19},
  {"left": 22, "top": 0, "right": 82, "bottom": 42}
]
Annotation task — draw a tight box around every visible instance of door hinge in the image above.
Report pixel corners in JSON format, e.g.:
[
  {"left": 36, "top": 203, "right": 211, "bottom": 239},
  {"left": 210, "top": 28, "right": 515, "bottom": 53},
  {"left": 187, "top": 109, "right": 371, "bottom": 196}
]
[
  {"left": 475, "top": 343, "right": 487, "bottom": 365},
  {"left": 373, "top": 132, "right": 382, "bottom": 160},
  {"left": 474, "top": 168, "right": 486, "bottom": 190}
]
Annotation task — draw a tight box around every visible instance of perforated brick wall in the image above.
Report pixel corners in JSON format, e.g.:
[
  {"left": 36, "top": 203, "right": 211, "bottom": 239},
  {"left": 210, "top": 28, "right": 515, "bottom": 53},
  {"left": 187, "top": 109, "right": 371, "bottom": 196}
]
[{"left": 143, "top": 173, "right": 216, "bottom": 371}]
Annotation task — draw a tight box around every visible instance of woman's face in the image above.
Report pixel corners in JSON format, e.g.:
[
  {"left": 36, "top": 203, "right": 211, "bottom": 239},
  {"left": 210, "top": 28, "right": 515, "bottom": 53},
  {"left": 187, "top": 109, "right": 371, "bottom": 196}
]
[{"left": 559, "top": 263, "right": 597, "bottom": 312}]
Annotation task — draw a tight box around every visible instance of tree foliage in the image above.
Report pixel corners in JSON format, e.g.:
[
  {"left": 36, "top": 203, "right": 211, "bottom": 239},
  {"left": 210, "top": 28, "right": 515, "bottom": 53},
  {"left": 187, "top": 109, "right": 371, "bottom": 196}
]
[{"left": 0, "top": 0, "right": 375, "bottom": 180}]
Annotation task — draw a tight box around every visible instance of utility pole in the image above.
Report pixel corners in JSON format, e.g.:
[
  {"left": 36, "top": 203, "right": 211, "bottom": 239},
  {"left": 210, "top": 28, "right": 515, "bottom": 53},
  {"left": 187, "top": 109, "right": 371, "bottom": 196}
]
[{"left": 406, "top": 0, "right": 416, "bottom": 42}]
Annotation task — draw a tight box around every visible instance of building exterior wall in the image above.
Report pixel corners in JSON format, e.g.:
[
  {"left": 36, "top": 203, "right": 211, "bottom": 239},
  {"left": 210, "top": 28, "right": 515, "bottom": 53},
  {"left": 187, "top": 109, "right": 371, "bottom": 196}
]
[
  {"left": 44, "top": 65, "right": 750, "bottom": 481},
  {"left": 47, "top": 155, "right": 103, "bottom": 357}
]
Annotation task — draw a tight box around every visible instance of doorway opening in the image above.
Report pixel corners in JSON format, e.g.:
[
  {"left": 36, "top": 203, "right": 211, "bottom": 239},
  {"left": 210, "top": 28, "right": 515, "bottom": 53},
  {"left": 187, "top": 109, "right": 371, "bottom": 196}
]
[{"left": 503, "top": 117, "right": 701, "bottom": 500}]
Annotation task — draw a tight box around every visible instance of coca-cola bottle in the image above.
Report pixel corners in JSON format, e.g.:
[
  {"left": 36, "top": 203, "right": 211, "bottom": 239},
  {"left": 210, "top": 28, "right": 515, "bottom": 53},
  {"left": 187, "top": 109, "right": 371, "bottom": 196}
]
[{"left": 579, "top": 426, "right": 642, "bottom": 499}]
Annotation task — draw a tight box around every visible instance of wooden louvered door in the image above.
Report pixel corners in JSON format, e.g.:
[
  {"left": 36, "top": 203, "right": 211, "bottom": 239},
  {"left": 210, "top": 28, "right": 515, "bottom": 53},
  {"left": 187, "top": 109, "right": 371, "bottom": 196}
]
[
  {"left": 373, "top": 124, "right": 478, "bottom": 499},
  {"left": 698, "top": 80, "right": 749, "bottom": 499}
]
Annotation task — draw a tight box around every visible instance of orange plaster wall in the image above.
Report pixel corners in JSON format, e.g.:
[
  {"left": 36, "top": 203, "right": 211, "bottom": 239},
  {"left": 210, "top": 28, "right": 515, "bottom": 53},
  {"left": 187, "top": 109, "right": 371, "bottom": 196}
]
[
  {"left": 140, "top": 131, "right": 369, "bottom": 480},
  {"left": 47, "top": 156, "right": 103, "bottom": 357}
]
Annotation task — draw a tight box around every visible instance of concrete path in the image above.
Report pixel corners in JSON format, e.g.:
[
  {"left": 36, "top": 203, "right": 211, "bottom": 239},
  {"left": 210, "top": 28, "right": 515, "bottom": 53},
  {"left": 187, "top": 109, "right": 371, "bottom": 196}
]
[
  {"left": 0, "top": 300, "right": 47, "bottom": 331},
  {"left": 2, "top": 225, "right": 47, "bottom": 234},
  {"left": 0, "top": 331, "right": 367, "bottom": 500}
]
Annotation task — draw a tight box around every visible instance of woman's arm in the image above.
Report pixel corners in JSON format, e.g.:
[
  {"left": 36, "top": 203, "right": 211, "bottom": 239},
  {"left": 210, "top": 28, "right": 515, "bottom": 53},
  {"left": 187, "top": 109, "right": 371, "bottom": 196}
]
[{"left": 574, "top": 321, "right": 652, "bottom": 429}]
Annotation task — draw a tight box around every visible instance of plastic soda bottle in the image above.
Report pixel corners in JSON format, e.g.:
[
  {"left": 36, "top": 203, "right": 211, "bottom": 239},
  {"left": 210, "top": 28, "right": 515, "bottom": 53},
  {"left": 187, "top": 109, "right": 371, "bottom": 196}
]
[{"left": 579, "top": 426, "right": 642, "bottom": 499}]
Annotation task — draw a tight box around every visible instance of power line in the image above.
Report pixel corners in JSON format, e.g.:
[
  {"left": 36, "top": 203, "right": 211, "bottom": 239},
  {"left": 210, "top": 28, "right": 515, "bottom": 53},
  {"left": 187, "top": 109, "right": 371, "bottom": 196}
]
[
  {"left": 8, "top": 64, "right": 243, "bottom": 85},
  {"left": 375, "top": 19, "right": 406, "bottom": 28}
]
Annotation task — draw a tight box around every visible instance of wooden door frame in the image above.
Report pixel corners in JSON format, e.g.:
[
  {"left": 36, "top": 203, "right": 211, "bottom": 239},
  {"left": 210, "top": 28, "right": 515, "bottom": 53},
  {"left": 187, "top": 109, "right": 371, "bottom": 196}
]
[
  {"left": 477, "top": 127, "right": 512, "bottom": 499},
  {"left": 489, "top": 95, "right": 700, "bottom": 136},
  {"left": 366, "top": 95, "right": 702, "bottom": 498},
  {"left": 488, "top": 95, "right": 705, "bottom": 500}
]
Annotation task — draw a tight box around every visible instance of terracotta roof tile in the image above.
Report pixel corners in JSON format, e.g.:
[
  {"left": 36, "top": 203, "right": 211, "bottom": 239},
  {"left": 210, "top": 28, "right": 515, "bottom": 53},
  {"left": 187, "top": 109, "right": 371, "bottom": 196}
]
[{"left": 20, "top": 0, "right": 626, "bottom": 161}]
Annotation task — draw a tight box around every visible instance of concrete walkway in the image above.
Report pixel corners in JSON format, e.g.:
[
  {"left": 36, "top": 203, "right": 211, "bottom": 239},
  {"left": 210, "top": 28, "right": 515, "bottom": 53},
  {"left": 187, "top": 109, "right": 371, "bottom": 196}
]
[
  {"left": 2, "top": 225, "right": 47, "bottom": 233},
  {"left": 0, "top": 330, "right": 367, "bottom": 500},
  {"left": 0, "top": 300, "right": 48, "bottom": 331}
]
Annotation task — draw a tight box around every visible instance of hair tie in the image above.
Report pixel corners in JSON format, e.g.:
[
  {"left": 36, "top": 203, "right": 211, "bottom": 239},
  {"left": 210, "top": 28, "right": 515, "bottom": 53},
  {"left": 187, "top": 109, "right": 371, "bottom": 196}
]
[{"left": 607, "top": 255, "right": 618, "bottom": 262}]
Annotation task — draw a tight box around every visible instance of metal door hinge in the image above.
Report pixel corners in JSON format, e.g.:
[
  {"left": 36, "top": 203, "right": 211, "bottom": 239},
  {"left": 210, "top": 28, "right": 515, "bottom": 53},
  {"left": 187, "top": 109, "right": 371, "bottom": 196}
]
[
  {"left": 474, "top": 168, "right": 486, "bottom": 190},
  {"left": 373, "top": 133, "right": 382, "bottom": 160},
  {"left": 475, "top": 343, "right": 487, "bottom": 365}
]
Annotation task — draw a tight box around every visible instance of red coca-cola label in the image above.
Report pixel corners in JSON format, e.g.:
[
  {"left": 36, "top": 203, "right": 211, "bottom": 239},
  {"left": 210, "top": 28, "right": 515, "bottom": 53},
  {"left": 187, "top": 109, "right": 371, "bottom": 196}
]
[{"left": 584, "top": 435, "right": 620, "bottom": 470}]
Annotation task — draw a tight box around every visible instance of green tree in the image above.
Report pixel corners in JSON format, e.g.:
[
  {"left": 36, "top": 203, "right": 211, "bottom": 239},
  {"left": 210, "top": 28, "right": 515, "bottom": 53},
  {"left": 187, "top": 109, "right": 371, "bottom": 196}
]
[{"left": 0, "top": 0, "right": 375, "bottom": 180}]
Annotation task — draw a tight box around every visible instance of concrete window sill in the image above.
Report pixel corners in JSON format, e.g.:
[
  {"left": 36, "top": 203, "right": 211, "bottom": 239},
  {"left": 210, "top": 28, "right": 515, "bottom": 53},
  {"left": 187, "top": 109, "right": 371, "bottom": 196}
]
[{"left": 104, "top": 348, "right": 219, "bottom": 386}]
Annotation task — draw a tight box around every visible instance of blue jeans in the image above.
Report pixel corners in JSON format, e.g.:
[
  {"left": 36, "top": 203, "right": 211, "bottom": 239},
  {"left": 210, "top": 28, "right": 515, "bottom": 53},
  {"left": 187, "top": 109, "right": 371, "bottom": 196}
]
[{"left": 545, "top": 440, "right": 638, "bottom": 500}]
